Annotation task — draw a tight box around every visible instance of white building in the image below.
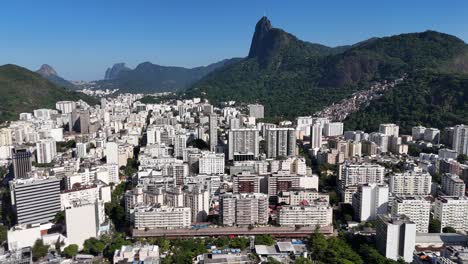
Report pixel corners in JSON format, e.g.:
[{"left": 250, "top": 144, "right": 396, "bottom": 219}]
[
  {"left": 36, "top": 138, "right": 57, "bottom": 164},
  {"left": 391, "top": 196, "right": 431, "bottom": 233},
  {"left": 389, "top": 170, "right": 432, "bottom": 196},
  {"left": 379, "top": 124, "right": 399, "bottom": 137},
  {"left": 228, "top": 128, "right": 260, "bottom": 161},
  {"left": 352, "top": 184, "right": 389, "bottom": 222},
  {"left": 220, "top": 193, "right": 268, "bottom": 226},
  {"left": 323, "top": 122, "right": 344, "bottom": 137},
  {"left": 278, "top": 201, "right": 332, "bottom": 227},
  {"left": 56, "top": 101, "right": 76, "bottom": 114},
  {"left": 76, "top": 142, "right": 87, "bottom": 158},
  {"left": 198, "top": 152, "right": 225, "bottom": 175},
  {"left": 434, "top": 196, "right": 468, "bottom": 232},
  {"left": 133, "top": 206, "right": 191, "bottom": 229},
  {"left": 453, "top": 125, "right": 468, "bottom": 155},
  {"left": 265, "top": 128, "right": 296, "bottom": 159},
  {"left": 113, "top": 245, "right": 160, "bottom": 264},
  {"left": 65, "top": 202, "right": 100, "bottom": 249},
  {"left": 376, "top": 214, "right": 416, "bottom": 263},
  {"left": 105, "top": 141, "right": 119, "bottom": 165},
  {"left": 442, "top": 173, "right": 466, "bottom": 197},
  {"left": 277, "top": 189, "right": 329, "bottom": 205},
  {"left": 248, "top": 104, "right": 264, "bottom": 119},
  {"left": 310, "top": 123, "right": 322, "bottom": 149}
]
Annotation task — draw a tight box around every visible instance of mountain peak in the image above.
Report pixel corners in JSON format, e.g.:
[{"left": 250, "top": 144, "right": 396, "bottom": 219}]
[
  {"left": 36, "top": 64, "right": 57, "bottom": 77},
  {"left": 248, "top": 16, "right": 274, "bottom": 58},
  {"left": 104, "top": 63, "right": 131, "bottom": 80}
]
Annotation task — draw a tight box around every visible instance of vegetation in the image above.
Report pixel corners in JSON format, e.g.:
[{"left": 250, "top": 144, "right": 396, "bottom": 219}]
[
  {"left": 57, "top": 140, "right": 76, "bottom": 152},
  {"left": 345, "top": 71, "right": 468, "bottom": 133},
  {"left": 186, "top": 17, "right": 468, "bottom": 122},
  {"left": 0, "top": 64, "right": 98, "bottom": 122},
  {"left": 52, "top": 210, "right": 65, "bottom": 225},
  {"left": 254, "top": 234, "right": 275, "bottom": 246},
  {"left": 429, "top": 218, "right": 442, "bottom": 233},
  {"left": 83, "top": 237, "right": 106, "bottom": 256},
  {"left": 443, "top": 226, "right": 457, "bottom": 233},
  {"left": 105, "top": 182, "right": 131, "bottom": 232},
  {"left": 32, "top": 239, "right": 49, "bottom": 261},
  {"left": 62, "top": 244, "right": 79, "bottom": 258}
]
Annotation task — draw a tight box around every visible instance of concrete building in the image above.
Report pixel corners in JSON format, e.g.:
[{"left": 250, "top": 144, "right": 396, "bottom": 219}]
[
  {"left": 220, "top": 193, "right": 268, "bottom": 226},
  {"left": 105, "top": 142, "right": 119, "bottom": 165},
  {"left": 36, "top": 138, "right": 56, "bottom": 164},
  {"left": 265, "top": 128, "right": 296, "bottom": 159},
  {"left": 277, "top": 189, "right": 329, "bottom": 205},
  {"left": 389, "top": 170, "right": 432, "bottom": 196},
  {"left": 323, "top": 122, "right": 344, "bottom": 137},
  {"left": 338, "top": 162, "right": 385, "bottom": 189},
  {"left": 248, "top": 104, "right": 264, "bottom": 119},
  {"left": 174, "top": 133, "right": 187, "bottom": 159},
  {"left": 434, "top": 196, "right": 468, "bottom": 232},
  {"left": 376, "top": 214, "right": 416, "bottom": 263},
  {"left": 209, "top": 113, "right": 218, "bottom": 152},
  {"left": 12, "top": 147, "right": 32, "bottom": 179},
  {"left": 228, "top": 128, "right": 260, "bottom": 161},
  {"left": 184, "top": 187, "right": 210, "bottom": 223},
  {"left": 310, "top": 123, "right": 322, "bottom": 149},
  {"left": 76, "top": 142, "right": 87, "bottom": 158},
  {"left": 113, "top": 245, "right": 159, "bottom": 264},
  {"left": 352, "top": 184, "right": 389, "bottom": 221},
  {"left": 453, "top": 125, "right": 468, "bottom": 155},
  {"left": 56, "top": 101, "right": 76, "bottom": 114},
  {"left": 441, "top": 173, "right": 466, "bottom": 197},
  {"left": 10, "top": 177, "right": 61, "bottom": 224},
  {"left": 65, "top": 202, "right": 99, "bottom": 249},
  {"left": 198, "top": 152, "right": 224, "bottom": 175},
  {"left": 278, "top": 201, "right": 332, "bottom": 227},
  {"left": 133, "top": 206, "right": 191, "bottom": 229},
  {"left": 379, "top": 124, "right": 399, "bottom": 137},
  {"left": 391, "top": 196, "right": 431, "bottom": 233}
]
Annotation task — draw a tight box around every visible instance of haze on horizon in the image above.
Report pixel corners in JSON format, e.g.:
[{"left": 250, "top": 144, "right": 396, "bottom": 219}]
[{"left": 1, "top": 0, "right": 467, "bottom": 81}]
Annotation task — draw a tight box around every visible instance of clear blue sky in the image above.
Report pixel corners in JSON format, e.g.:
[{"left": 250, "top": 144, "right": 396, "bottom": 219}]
[{"left": 1, "top": 0, "right": 467, "bottom": 81}]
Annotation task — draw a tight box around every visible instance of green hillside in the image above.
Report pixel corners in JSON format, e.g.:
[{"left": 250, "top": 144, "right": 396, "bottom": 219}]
[
  {"left": 185, "top": 17, "right": 468, "bottom": 121},
  {"left": 344, "top": 71, "right": 468, "bottom": 134},
  {"left": 0, "top": 64, "right": 98, "bottom": 122}
]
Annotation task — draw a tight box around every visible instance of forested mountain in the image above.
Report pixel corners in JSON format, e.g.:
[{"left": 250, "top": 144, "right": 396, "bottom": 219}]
[
  {"left": 36, "top": 64, "right": 77, "bottom": 90},
  {"left": 186, "top": 16, "right": 468, "bottom": 123},
  {"left": 0, "top": 64, "right": 97, "bottom": 122},
  {"left": 96, "top": 58, "right": 240, "bottom": 93}
]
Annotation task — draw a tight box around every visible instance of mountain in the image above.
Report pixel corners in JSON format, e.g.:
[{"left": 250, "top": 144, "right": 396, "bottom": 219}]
[
  {"left": 97, "top": 58, "right": 240, "bottom": 93},
  {"left": 36, "top": 64, "right": 77, "bottom": 90},
  {"left": 104, "top": 63, "right": 131, "bottom": 80},
  {"left": 186, "top": 17, "right": 468, "bottom": 122},
  {"left": 343, "top": 71, "right": 468, "bottom": 134},
  {"left": 0, "top": 64, "right": 98, "bottom": 122}
]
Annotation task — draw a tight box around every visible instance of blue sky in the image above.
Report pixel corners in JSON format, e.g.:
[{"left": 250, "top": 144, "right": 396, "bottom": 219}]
[{"left": 1, "top": 1, "right": 467, "bottom": 80}]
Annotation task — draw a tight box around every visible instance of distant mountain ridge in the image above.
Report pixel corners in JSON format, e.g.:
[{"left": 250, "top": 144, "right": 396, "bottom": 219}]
[
  {"left": 0, "top": 64, "right": 97, "bottom": 122},
  {"left": 36, "top": 64, "right": 77, "bottom": 90},
  {"left": 186, "top": 17, "right": 468, "bottom": 123},
  {"left": 96, "top": 58, "right": 240, "bottom": 93}
]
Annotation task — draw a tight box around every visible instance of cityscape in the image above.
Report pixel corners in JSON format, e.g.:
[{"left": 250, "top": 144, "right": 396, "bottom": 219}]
[{"left": 0, "top": 1, "right": 468, "bottom": 264}]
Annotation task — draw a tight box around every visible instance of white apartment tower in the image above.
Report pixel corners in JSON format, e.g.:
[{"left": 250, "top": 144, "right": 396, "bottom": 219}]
[
  {"left": 376, "top": 214, "right": 416, "bottom": 263},
  {"left": 265, "top": 127, "right": 296, "bottom": 159},
  {"left": 36, "top": 138, "right": 57, "bottom": 164},
  {"left": 352, "top": 184, "right": 389, "bottom": 221},
  {"left": 391, "top": 196, "right": 430, "bottom": 233}
]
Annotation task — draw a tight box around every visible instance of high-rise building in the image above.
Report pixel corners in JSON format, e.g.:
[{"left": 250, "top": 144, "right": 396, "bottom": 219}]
[
  {"left": 376, "top": 214, "right": 416, "bottom": 263},
  {"left": 55, "top": 101, "right": 76, "bottom": 114},
  {"left": 379, "top": 124, "right": 399, "bottom": 137},
  {"left": 76, "top": 142, "right": 87, "bottom": 158},
  {"left": 392, "top": 196, "right": 430, "bottom": 233},
  {"left": 389, "top": 170, "right": 432, "bottom": 196},
  {"left": 323, "top": 122, "right": 344, "bottom": 137},
  {"left": 65, "top": 202, "right": 100, "bottom": 249},
  {"left": 352, "top": 184, "right": 389, "bottom": 221},
  {"left": 265, "top": 128, "right": 296, "bottom": 158},
  {"left": 369, "top": 133, "right": 389, "bottom": 153},
  {"left": 220, "top": 193, "right": 268, "bottom": 226},
  {"left": 0, "top": 128, "right": 13, "bottom": 146},
  {"left": 228, "top": 128, "right": 260, "bottom": 161},
  {"left": 248, "top": 104, "right": 264, "bottom": 119},
  {"left": 10, "top": 177, "right": 61, "bottom": 224},
  {"left": 133, "top": 206, "right": 191, "bottom": 229},
  {"left": 12, "top": 147, "right": 32, "bottom": 179},
  {"left": 209, "top": 114, "right": 218, "bottom": 152},
  {"left": 183, "top": 186, "right": 210, "bottom": 222},
  {"left": 453, "top": 125, "right": 468, "bottom": 155},
  {"left": 310, "top": 123, "right": 322, "bottom": 149},
  {"left": 198, "top": 152, "right": 225, "bottom": 175},
  {"left": 105, "top": 142, "right": 119, "bottom": 165},
  {"left": 441, "top": 174, "right": 466, "bottom": 197},
  {"left": 412, "top": 126, "right": 426, "bottom": 141},
  {"left": 36, "top": 138, "right": 57, "bottom": 164},
  {"left": 424, "top": 128, "right": 440, "bottom": 144},
  {"left": 278, "top": 201, "right": 333, "bottom": 227},
  {"left": 174, "top": 133, "right": 187, "bottom": 159},
  {"left": 434, "top": 196, "right": 468, "bottom": 232},
  {"left": 338, "top": 163, "right": 385, "bottom": 188}
]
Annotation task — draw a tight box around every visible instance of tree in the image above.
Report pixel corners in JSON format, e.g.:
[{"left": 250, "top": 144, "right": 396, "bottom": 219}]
[
  {"left": 309, "top": 231, "right": 327, "bottom": 260},
  {"left": 32, "top": 239, "right": 49, "bottom": 261},
  {"left": 295, "top": 257, "right": 313, "bottom": 264},
  {"left": 429, "top": 218, "right": 441, "bottom": 233},
  {"left": 83, "top": 237, "right": 105, "bottom": 256},
  {"left": 254, "top": 234, "right": 275, "bottom": 246},
  {"left": 443, "top": 226, "right": 457, "bottom": 233},
  {"left": 63, "top": 244, "right": 79, "bottom": 258},
  {"left": 457, "top": 154, "right": 468, "bottom": 163},
  {"left": 53, "top": 210, "right": 65, "bottom": 224},
  {"left": 0, "top": 225, "right": 7, "bottom": 244},
  {"left": 267, "top": 256, "right": 282, "bottom": 264}
]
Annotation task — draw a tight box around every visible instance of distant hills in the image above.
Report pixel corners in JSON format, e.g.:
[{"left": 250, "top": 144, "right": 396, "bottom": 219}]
[
  {"left": 95, "top": 59, "right": 240, "bottom": 93},
  {"left": 0, "top": 64, "right": 97, "bottom": 122},
  {"left": 185, "top": 17, "right": 468, "bottom": 130},
  {"left": 36, "top": 64, "right": 77, "bottom": 90}
]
